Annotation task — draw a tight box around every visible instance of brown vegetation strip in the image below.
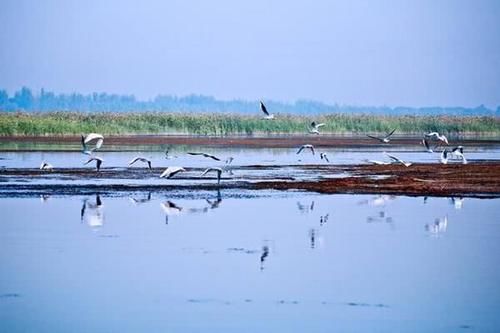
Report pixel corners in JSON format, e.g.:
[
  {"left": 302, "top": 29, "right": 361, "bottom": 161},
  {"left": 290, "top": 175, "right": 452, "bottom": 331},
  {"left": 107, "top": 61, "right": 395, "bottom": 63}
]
[
  {"left": 253, "top": 163, "right": 500, "bottom": 197},
  {"left": 1, "top": 135, "right": 499, "bottom": 148}
]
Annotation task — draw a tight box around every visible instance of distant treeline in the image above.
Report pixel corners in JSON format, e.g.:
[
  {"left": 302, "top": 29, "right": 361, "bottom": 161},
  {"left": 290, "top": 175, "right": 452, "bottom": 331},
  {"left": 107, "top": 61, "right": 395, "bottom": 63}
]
[{"left": 0, "top": 87, "right": 498, "bottom": 116}]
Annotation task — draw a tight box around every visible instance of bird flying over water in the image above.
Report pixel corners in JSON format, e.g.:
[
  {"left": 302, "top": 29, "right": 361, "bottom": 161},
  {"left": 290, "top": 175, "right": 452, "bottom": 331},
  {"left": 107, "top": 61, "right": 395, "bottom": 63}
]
[
  {"left": 297, "top": 144, "right": 315, "bottom": 155},
  {"left": 200, "top": 167, "right": 223, "bottom": 184},
  {"left": 187, "top": 152, "right": 221, "bottom": 161},
  {"left": 384, "top": 152, "right": 412, "bottom": 167},
  {"left": 320, "top": 152, "right": 329, "bottom": 163},
  {"left": 422, "top": 139, "right": 434, "bottom": 153},
  {"left": 425, "top": 132, "right": 449, "bottom": 145},
  {"left": 260, "top": 101, "right": 274, "bottom": 120},
  {"left": 160, "top": 166, "right": 186, "bottom": 178},
  {"left": 40, "top": 162, "right": 53, "bottom": 170},
  {"left": 450, "top": 146, "right": 467, "bottom": 164},
  {"left": 128, "top": 157, "right": 152, "bottom": 169},
  {"left": 367, "top": 129, "right": 396, "bottom": 143},
  {"left": 84, "top": 156, "right": 104, "bottom": 171},
  {"left": 309, "top": 121, "right": 325, "bottom": 135},
  {"left": 81, "top": 133, "right": 104, "bottom": 154}
]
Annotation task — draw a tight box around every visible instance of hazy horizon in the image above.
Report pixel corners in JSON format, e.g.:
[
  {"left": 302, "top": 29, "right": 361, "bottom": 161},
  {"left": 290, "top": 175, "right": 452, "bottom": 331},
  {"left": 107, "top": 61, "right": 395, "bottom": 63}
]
[{"left": 1, "top": 0, "right": 499, "bottom": 108}]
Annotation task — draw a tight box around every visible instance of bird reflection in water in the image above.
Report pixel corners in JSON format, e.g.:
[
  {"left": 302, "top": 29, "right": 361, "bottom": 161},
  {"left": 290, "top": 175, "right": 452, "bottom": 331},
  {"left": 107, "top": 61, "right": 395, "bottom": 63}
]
[
  {"left": 260, "top": 245, "right": 269, "bottom": 271},
  {"left": 160, "top": 201, "right": 183, "bottom": 224},
  {"left": 297, "top": 200, "right": 315, "bottom": 213},
  {"left": 129, "top": 192, "right": 152, "bottom": 205},
  {"left": 449, "top": 197, "right": 464, "bottom": 210},
  {"left": 161, "top": 191, "right": 224, "bottom": 224},
  {"left": 206, "top": 190, "right": 222, "bottom": 209},
  {"left": 40, "top": 194, "right": 51, "bottom": 203},
  {"left": 81, "top": 195, "right": 105, "bottom": 229},
  {"left": 358, "top": 195, "right": 395, "bottom": 207},
  {"left": 320, "top": 214, "right": 329, "bottom": 226},
  {"left": 425, "top": 215, "right": 448, "bottom": 236}
]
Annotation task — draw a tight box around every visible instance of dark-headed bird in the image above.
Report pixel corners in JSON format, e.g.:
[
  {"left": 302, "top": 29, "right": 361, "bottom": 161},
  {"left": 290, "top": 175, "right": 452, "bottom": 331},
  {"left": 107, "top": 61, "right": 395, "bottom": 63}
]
[
  {"left": 367, "top": 129, "right": 396, "bottom": 143},
  {"left": 200, "top": 167, "right": 223, "bottom": 184},
  {"left": 297, "top": 144, "right": 315, "bottom": 155},
  {"left": 187, "top": 152, "right": 221, "bottom": 161},
  {"left": 128, "top": 157, "right": 152, "bottom": 169},
  {"left": 260, "top": 101, "right": 275, "bottom": 120}
]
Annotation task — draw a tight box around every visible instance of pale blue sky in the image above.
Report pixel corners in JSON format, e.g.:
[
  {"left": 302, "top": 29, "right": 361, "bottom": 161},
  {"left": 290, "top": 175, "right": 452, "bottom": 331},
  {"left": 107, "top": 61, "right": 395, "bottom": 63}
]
[{"left": 0, "top": 0, "right": 499, "bottom": 107}]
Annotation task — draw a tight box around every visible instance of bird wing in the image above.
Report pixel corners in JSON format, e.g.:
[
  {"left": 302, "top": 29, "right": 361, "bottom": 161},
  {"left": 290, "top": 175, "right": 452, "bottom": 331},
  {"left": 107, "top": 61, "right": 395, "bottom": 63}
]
[
  {"left": 260, "top": 101, "right": 269, "bottom": 115},
  {"left": 296, "top": 146, "right": 304, "bottom": 154},
  {"left": 200, "top": 168, "right": 212, "bottom": 177},
  {"left": 324, "top": 156, "right": 329, "bottom": 162},
  {"left": 316, "top": 123, "right": 325, "bottom": 128},
  {"left": 422, "top": 139, "right": 430, "bottom": 150},
  {"left": 205, "top": 154, "right": 221, "bottom": 161},
  {"left": 84, "top": 133, "right": 104, "bottom": 144},
  {"left": 385, "top": 129, "right": 396, "bottom": 138},
  {"left": 309, "top": 146, "right": 315, "bottom": 155},
  {"left": 385, "top": 153, "right": 402, "bottom": 163},
  {"left": 95, "top": 138, "right": 104, "bottom": 149},
  {"left": 187, "top": 152, "right": 203, "bottom": 156},
  {"left": 425, "top": 132, "right": 438, "bottom": 138},
  {"left": 128, "top": 157, "right": 141, "bottom": 165},
  {"left": 367, "top": 134, "right": 382, "bottom": 141}
]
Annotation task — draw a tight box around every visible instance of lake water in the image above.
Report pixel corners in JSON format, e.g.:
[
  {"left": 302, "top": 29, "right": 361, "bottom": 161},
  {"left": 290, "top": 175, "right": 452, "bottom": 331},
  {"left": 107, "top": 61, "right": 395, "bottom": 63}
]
[{"left": 1, "top": 190, "right": 499, "bottom": 332}]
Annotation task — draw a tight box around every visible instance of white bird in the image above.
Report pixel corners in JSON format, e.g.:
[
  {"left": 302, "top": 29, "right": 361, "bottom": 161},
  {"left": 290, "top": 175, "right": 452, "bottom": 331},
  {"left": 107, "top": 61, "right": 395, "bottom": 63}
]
[
  {"left": 384, "top": 152, "right": 412, "bottom": 167},
  {"left": 200, "top": 167, "right": 223, "bottom": 184},
  {"left": 40, "top": 162, "right": 53, "bottom": 170},
  {"left": 367, "top": 129, "right": 396, "bottom": 143},
  {"left": 440, "top": 149, "right": 449, "bottom": 164},
  {"left": 309, "top": 121, "right": 325, "bottom": 135},
  {"left": 187, "top": 152, "right": 221, "bottom": 161},
  {"left": 84, "top": 156, "right": 104, "bottom": 171},
  {"left": 422, "top": 139, "right": 434, "bottom": 153},
  {"left": 81, "top": 133, "right": 104, "bottom": 154},
  {"left": 297, "top": 144, "right": 315, "bottom": 155},
  {"left": 260, "top": 101, "right": 274, "bottom": 120},
  {"left": 320, "top": 152, "right": 330, "bottom": 163},
  {"left": 128, "top": 157, "right": 152, "bottom": 169},
  {"left": 160, "top": 166, "right": 186, "bottom": 178},
  {"left": 425, "top": 132, "right": 449, "bottom": 145},
  {"left": 450, "top": 146, "right": 467, "bottom": 164}
]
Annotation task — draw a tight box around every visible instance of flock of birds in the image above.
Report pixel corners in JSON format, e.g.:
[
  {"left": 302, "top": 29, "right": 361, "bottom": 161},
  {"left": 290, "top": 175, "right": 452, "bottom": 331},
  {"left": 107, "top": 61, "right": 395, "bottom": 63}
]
[{"left": 39, "top": 101, "right": 469, "bottom": 180}]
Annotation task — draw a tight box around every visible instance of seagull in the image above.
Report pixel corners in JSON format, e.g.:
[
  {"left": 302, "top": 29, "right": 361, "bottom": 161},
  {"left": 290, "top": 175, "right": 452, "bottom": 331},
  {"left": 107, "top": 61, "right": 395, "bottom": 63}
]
[
  {"left": 187, "top": 152, "right": 221, "bottom": 161},
  {"left": 425, "top": 132, "right": 449, "bottom": 145},
  {"left": 200, "top": 167, "right": 223, "bottom": 184},
  {"left": 160, "top": 166, "right": 186, "bottom": 178},
  {"left": 422, "top": 139, "right": 434, "bottom": 153},
  {"left": 297, "top": 144, "right": 315, "bottom": 155},
  {"left": 40, "top": 162, "right": 53, "bottom": 170},
  {"left": 260, "top": 101, "right": 274, "bottom": 120},
  {"left": 450, "top": 146, "right": 467, "bottom": 164},
  {"left": 81, "top": 133, "right": 104, "bottom": 154},
  {"left": 384, "top": 152, "right": 412, "bottom": 167},
  {"left": 128, "top": 157, "right": 152, "bottom": 169},
  {"left": 320, "top": 152, "right": 330, "bottom": 163},
  {"left": 84, "top": 156, "right": 104, "bottom": 171},
  {"left": 309, "top": 121, "right": 325, "bottom": 135},
  {"left": 440, "top": 149, "right": 449, "bottom": 164},
  {"left": 367, "top": 129, "right": 396, "bottom": 143},
  {"left": 225, "top": 157, "right": 234, "bottom": 165}
]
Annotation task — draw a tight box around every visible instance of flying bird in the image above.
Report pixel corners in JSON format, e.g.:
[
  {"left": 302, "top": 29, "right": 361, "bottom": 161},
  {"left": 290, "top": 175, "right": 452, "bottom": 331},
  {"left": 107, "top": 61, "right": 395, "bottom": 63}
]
[
  {"left": 84, "top": 156, "right": 104, "bottom": 171},
  {"left": 367, "top": 129, "right": 396, "bottom": 143},
  {"left": 309, "top": 121, "right": 325, "bottom": 135},
  {"left": 364, "top": 159, "right": 391, "bottom": 165},
  {"left": 200, "top": 167, "right": 223, "bottom": 184},
  {"left": 81, "top": 133, "right": 104, "bottom": 154},
  {"left": 187, "top": 152, "right": 221, "bottom": 161},
  {"left": 384, "top": 152, "right": 412, "bottom": 167},
  {"left": 260, "top": 101, "right": 275, "bottom": 120},
  {"left": 128, "top": 157, "right": 152, "bottom": 169},
  {"left": 160, "top": 166, "right": 186, "bottom": 178},
  {"left": 297, "top": 144, "right": 315, "bottom": 155},
  {"left": 450, "top": 146, "right": 467, "bottom": 164},
  {"left": 425, "top": 132, "right": 449, "bottom": 145},
  {"left": 225, "top": 157, "right": 234, "bottom": 165},
  {"left": 40, "top": 162, "right": 53, "bottom": 170},
  {"left": 320, "top": 152, "right": 330, "bottom": 163}
]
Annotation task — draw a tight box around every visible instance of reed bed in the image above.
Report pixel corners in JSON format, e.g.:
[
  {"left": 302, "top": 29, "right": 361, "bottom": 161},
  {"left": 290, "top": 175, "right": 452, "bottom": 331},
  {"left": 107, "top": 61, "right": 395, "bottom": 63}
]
[{"left": 0, "top": 112, "right": 498, "bottom": 136}]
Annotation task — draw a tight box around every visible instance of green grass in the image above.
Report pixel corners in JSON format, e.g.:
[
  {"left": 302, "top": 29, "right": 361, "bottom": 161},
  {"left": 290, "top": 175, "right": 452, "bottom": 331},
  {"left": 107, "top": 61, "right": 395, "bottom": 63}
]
[{"left": 0, "top": 111, "right": 499, "bottom": 136}]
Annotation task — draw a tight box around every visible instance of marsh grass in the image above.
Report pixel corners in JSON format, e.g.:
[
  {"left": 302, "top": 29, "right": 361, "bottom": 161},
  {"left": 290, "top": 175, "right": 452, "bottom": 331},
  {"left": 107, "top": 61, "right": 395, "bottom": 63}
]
[{"left": 0, "top": 112, "right": 498, "bottom": 136}]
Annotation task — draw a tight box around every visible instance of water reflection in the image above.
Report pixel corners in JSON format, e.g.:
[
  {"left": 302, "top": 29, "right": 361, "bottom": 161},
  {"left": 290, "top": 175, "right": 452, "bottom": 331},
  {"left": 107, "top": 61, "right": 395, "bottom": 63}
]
[
  {"left": 81, "top": 195, "right": 105, "bottom": 229},
  {"left": 449, "top": 197, "right": 464, "bottom": 210},
  {"left": 320, "top": 213, "right": 329, "bottom": 226},
  {"left": 129, "top": 192, "right": 152, "bottom": 205},
  {"left": 358, "top": 195, "right": 396, "bottom": 207},
  {"left": 260, "top": 245, "right": 269, "bottom": 271},
  {"left": 160, "top": 191, "right": 224, "bottom": 224},
  {"left": 160, "top": 201, "right": 183, "bottom": 224},
  {"left": 297, "top": 200, "right": 315, "bottom": 213},
  {"left": 425, "top": 215, "right": 448, "bottom": 236}
]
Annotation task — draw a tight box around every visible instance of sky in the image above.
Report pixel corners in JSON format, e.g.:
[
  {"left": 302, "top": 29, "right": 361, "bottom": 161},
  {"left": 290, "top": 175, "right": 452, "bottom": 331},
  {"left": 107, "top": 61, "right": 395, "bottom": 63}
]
[{"left": 0, "top": 0, "right": 499, "bottom": 108}]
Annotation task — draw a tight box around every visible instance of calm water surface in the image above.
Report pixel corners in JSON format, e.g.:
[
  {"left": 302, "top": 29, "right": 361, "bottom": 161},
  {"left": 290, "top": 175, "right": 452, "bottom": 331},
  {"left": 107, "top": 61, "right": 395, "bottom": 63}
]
[{"left": 1, "top": 191, "right": 499, "bottom": 332}]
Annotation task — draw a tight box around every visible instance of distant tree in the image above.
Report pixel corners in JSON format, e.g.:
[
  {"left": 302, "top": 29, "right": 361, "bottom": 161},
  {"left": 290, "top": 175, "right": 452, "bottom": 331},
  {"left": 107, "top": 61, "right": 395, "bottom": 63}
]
[{"left": 12, "top": 87, "right": 34, "bottom": 110}]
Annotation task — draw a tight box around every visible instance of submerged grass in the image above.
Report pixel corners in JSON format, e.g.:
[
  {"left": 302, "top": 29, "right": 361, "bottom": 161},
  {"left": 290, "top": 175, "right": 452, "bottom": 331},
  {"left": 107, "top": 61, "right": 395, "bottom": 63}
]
[{"left": 0, "top": 111, "right": 498, "bottom": 136}]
